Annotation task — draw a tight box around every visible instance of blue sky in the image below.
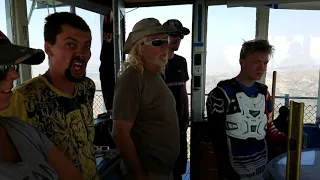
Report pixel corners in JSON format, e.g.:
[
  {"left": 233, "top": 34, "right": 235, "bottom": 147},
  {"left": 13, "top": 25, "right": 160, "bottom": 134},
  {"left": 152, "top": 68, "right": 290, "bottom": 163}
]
[{"left": 1, "top": 0, "right": 320, "bottom": 78}]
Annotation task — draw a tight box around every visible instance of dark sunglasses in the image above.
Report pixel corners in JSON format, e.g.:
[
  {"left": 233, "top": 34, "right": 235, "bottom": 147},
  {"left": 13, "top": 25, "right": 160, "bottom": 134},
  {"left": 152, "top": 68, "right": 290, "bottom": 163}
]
[
  {"left": 0, "top": 65, "right": 19, "bottom": 81},
  {"left": 143, "top": 37, "right": 169, "bottom": 47},
  {"left": 169, "top": 33, "right": 184, "bottom": 39}
]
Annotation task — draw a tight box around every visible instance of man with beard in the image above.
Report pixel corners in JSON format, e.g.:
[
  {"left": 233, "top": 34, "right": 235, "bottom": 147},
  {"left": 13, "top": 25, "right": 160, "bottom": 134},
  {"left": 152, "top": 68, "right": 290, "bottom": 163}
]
[
  {"left": 0, "top": 12, "right": 98, "bottom": 180},
  {"left": 163, "top": 19, "right": 190, "bottom": 180},
  {"left": 112, "top": 18, "right": 179, "bottom": 180}
]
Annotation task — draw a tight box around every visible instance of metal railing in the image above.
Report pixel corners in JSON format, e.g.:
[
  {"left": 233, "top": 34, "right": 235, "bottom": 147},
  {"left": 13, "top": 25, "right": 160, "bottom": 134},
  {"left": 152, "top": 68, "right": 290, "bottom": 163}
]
[
  {"left": 273, "top": 94, "right": 317, "bottom": 124},
  {"left": 93, "top": 90, "right": 105, "bottom": 118},
  {"left": 93, "top": 91, "right": 318, "bottom": 163},
  {"left": 93, "top": 91, "right": 318, "bottom": 124}
]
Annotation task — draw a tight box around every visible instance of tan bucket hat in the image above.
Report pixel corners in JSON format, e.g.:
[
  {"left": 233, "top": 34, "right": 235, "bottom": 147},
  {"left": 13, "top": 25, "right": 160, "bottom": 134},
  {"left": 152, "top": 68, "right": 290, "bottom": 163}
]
[{"left": 124, "top": 18, "right": 175, "bottom": 54}]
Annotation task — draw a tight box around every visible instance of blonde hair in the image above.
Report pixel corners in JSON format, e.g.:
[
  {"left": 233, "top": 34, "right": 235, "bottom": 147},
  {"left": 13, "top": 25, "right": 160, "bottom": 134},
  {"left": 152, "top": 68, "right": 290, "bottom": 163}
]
[
  {"left": 123, "top": 38, "right": 145, "bottom": 74},
  {"left": 120, "top": 37, "right": 166, "bottom": 76}
]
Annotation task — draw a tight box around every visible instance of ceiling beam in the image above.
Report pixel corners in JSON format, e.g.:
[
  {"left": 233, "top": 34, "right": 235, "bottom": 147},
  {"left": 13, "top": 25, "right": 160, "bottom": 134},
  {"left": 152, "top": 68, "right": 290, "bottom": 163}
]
[
  {"left": 124, "top": 0, "right": 193, "bottom": 8},
  {"left": 34, "top": 0, "right": 112, "bottom": 15}
]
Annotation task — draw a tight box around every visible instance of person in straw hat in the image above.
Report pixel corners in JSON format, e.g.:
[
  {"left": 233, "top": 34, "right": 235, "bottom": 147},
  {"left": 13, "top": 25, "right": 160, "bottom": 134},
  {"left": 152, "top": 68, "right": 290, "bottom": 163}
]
[{"left": 112, "top": 18, "right": 180, "bottom": 180}]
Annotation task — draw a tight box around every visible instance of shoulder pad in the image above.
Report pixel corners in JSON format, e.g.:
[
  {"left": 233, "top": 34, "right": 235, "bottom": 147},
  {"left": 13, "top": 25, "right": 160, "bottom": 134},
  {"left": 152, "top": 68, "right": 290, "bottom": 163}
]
[
  {"left": 255, "top": 82, "right": 268, "bottom": 95},
  {"left": 216, "top": 79, "right": 237, "bottom": 99},
  {"left": 216, "top": 79, "right": 235, "bottom": 88}
]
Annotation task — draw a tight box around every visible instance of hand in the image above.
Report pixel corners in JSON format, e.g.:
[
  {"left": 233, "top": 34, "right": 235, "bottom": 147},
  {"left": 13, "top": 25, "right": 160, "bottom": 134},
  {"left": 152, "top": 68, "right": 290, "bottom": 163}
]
[{"left": 135, "top": 172, "right": 149, "bottom": 180}]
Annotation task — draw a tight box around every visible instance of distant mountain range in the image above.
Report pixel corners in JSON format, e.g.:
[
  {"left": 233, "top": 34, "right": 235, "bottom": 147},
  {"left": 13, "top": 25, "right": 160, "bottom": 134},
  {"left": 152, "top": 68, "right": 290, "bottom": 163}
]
[
  {"left": 88, "top": 66, "right": 320, "bottom": 122},
  {"left": 265, "top": 68, "right": 319, "bottom": 98},
  {"left": 33, "top": 64, "right": 318, "bottom": 102},
  {"left": 205, "top": 67, "right": 319, "bottom": 97}
]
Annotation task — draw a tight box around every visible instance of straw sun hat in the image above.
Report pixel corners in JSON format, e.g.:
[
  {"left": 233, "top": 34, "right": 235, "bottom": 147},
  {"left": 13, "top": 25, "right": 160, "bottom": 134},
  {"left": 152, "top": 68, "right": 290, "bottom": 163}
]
[{"left": 124, "top": 18, "right": 176, "bottom": 54}]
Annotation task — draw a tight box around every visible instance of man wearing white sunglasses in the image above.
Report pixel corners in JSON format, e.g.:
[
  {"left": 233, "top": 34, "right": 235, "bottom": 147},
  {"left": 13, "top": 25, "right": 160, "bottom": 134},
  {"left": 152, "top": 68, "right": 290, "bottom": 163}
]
[{"left": 112, "top": 18, "right": 180, "bottom": 180}]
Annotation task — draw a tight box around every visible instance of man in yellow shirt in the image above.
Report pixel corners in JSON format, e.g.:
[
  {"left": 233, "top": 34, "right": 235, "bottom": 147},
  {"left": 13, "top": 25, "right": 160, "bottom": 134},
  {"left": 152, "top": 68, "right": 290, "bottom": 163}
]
[{"left": 0, "top": 12, "right": 98, "bottom": 180}]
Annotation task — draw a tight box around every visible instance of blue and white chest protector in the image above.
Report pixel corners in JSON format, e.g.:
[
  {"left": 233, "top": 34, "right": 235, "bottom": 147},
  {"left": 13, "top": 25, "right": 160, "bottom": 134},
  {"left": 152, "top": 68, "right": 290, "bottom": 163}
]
[
  {"left": 225, "top": 92, "right": 268, "bottom": 140},
  {"left": 207, "top": 79, "right": 270, "bottom": 180}
]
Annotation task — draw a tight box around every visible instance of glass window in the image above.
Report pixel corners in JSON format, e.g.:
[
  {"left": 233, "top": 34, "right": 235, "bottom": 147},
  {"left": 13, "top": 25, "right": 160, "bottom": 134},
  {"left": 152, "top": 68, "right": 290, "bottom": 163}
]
[
  {"left": 75, "top": 7, "right": 102, "bottom": 86},
  {"left": 205, "top": 6, "right": 256, "bottom": 94},
  {"left": 125, "top": 5, "right": 193, "bottom": 93},
  {"left": 125, "top": 5, "right": 193, "bottom": 161},
  {"left": 27, "top": 1, "right": 70, "bottom": 77},
  {"left": 266, "top": 9, "right": 320, "bottom": 123},
  {"left": 0, "top": 0, "right": 7, "bottom": 36},
  {"left": 76, "top": 7, "right": 102, "bottom": 117}
]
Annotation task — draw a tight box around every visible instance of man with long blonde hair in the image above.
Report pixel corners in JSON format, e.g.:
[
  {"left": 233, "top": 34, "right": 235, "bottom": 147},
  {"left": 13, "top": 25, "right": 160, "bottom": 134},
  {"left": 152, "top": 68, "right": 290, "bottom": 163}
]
[{"left": 112, "top": 18, "right": 180, "bottom": 180}]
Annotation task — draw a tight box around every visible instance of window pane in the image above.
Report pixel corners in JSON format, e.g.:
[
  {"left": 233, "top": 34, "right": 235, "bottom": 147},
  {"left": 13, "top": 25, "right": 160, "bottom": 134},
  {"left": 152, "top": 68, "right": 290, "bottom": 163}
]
[
  {"left": 75, "top": 7, "right": 102, "bottom": 88},
  {"left": 76, "top": 7, "right": 102, "bottom": 117},
  {"left": 0, "top": 0, "right": 7, "bottom": 36},
  {"left": 125, "top": 5, "right": 193, "bottom": 161},
  {"left": 125, "top": 5, "right": 193, "bottom": 93},
  {"left": 27, "top": 1, "right": 70, "bottom": 77},
  {"left": 205, "top": 6, "right": 256, "bottom": 94},
  {"left": 266, "top": 9, "right": 320, "bottom": 123}
]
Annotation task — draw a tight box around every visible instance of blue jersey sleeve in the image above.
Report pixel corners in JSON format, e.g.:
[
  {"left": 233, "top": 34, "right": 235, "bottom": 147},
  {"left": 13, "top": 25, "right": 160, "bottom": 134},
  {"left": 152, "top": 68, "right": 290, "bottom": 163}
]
[
  {"left": 206, "top": 87, "right": 229, "bottom": 142},
  {"left": 206, "top": 87, "right": 240, "bottom": 179},
  {"left": 206, "top": 87, "right": 228, "bottom": 119}
]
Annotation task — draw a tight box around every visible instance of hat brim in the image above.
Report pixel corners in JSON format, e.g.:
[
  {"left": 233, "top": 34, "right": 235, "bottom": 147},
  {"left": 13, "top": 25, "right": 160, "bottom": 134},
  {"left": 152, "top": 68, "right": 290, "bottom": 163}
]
[
  {"left": 180, "top": 27, "right": 190, "bottom": 35},
  {"left": 0, "top": 44, "right": 45, "bottom": 66},
  {"left": 124, "top": 25, "right": 175, "bottom": 54},
  {"left": 172, "top": 27, "right": 190, "bottom": 36}
]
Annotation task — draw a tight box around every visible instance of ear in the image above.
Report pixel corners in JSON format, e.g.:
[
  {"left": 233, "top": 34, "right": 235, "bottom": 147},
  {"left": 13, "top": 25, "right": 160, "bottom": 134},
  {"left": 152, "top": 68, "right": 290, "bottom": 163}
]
[
  {"left": 239, "top": 58, "right": 244, "bottom": 66},
  {"left": 44, "top": 42, "right": 54, "bottom": 57}
]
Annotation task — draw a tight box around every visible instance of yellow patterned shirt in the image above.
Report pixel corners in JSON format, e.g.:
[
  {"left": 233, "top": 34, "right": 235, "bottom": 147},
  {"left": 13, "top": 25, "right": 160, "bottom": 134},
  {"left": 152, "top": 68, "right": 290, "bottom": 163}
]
[{"left": 0, "top": 75, "right": 99, "bottom": 180}]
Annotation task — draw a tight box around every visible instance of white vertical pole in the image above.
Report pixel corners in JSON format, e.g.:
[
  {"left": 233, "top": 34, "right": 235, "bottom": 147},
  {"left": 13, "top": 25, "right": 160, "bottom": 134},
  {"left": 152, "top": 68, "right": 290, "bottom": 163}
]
[
  {"left": 255, "top": 7, "right": 270, "bottom": 85},
  {"left": 5, "top": 0, "right": 32, "bottom": 85}
]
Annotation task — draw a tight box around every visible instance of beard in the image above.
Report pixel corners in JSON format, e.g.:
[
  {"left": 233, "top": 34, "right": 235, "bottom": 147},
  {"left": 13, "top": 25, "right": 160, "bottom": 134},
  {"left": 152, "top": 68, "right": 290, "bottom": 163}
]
[
  {"left": 151, "top": 53, "right": 168, "bottom": 67},
  {"left": 64, "top": 55, "right": 87, "bottom": 83},
  {"left": 65, "top": 68, "right": 86, "bottom": 83},
  {"left": 152, "top": 59, "right": 168, "bottom": 67}
]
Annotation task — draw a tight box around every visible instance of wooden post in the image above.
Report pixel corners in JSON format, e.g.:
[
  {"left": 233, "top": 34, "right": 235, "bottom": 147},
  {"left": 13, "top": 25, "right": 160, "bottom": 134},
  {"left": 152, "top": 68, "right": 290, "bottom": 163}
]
[
  {"left": 286, "top": 101, "right": 304, "bottom": 180},
  {"left": 271, "top": 71, "right": 277, "bottom": 121}
]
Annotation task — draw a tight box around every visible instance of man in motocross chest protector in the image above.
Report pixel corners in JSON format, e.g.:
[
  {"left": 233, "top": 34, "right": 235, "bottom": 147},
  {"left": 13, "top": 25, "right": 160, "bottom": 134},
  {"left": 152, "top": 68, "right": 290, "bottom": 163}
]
[{"left": 206, "top": 39, "right": 287, "bottom": 180}]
